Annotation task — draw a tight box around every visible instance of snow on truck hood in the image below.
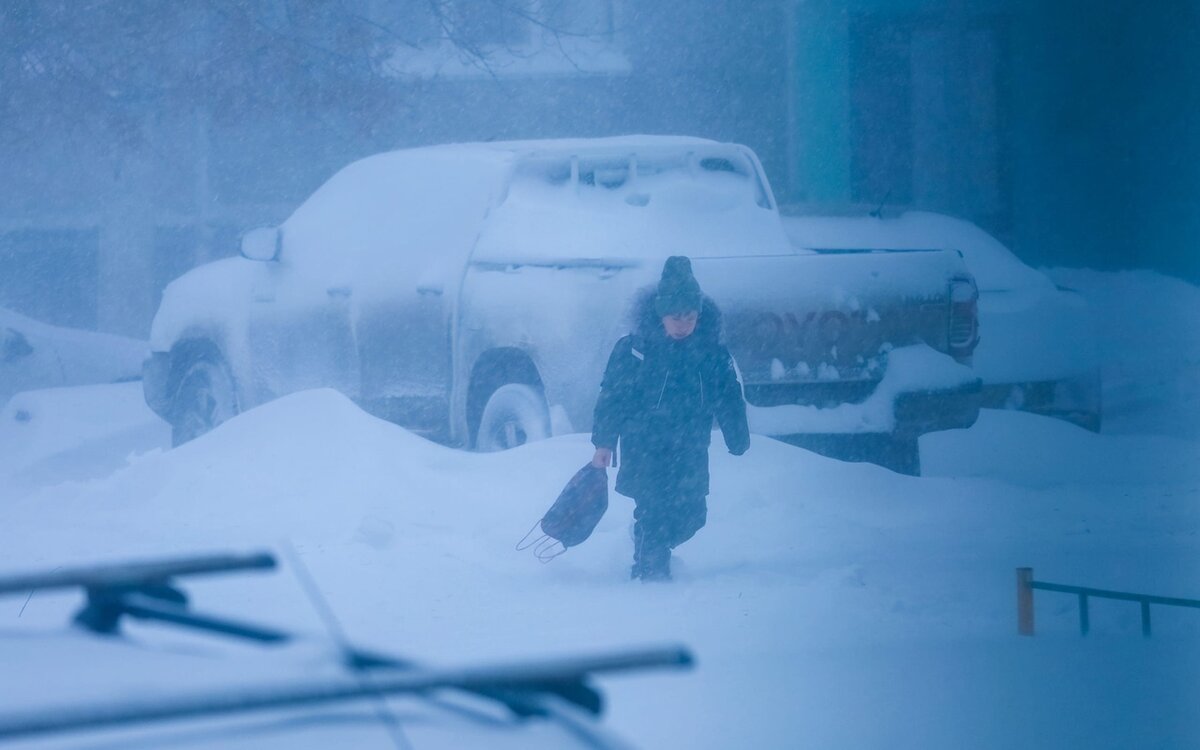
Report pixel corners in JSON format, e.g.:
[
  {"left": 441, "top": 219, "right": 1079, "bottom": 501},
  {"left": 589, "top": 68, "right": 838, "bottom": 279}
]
[{"left": 148, "top": 257, "right": 261, "bottom": 352}]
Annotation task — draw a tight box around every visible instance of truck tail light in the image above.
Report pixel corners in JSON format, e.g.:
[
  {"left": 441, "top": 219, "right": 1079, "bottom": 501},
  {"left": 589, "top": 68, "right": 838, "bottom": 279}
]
[{"left": 948, "top": 275, "right": 979, "bottom": 358}]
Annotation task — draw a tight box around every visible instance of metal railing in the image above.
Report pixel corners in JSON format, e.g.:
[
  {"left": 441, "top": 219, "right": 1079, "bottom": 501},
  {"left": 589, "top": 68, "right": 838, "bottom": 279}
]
[{"left": 1017, "top": 567, "right": 1200, "bottom": 637}]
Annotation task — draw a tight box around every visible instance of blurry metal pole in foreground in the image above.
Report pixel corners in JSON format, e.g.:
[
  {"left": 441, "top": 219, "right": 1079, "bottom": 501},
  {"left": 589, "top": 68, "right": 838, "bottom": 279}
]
[
  {"left": 0, "top": 646, "right": 695, "bottom": 741},
  {"left": 0, "top": 552, "right": 276, "bottom": 596},
  {"left": 0, "top": 551, "right": 284, "bottom": 641}
]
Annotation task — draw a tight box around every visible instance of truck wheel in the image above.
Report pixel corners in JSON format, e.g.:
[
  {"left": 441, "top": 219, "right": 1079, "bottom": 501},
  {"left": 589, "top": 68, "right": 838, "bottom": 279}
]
[
  {"left": 170, "top": 356, "right": 237, "bottom": 447},
  {"left": 476, "top": 384, "right": 550, "bottom": 451}
]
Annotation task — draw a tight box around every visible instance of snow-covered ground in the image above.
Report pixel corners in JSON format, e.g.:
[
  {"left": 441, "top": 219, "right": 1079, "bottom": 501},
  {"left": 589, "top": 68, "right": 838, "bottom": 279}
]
[
  {"left": 0, "top": 269, "right": 1197, "bottom": 748},
  {"left": 1048, "top": 267, "right": 1200, "bottom": 441}
]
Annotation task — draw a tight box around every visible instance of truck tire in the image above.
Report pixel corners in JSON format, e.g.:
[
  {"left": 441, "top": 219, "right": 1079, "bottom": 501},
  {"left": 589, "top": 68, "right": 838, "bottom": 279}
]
[
  {"left": 170, "top": 356, "right": 238, "bottom": 447},
  {"left": 476, "top": 384, "right": 550, "bottom": 451}
]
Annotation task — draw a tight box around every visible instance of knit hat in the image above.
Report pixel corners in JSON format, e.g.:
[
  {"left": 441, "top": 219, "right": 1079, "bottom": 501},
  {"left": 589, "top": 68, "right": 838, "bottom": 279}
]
[{"left": 654, "top": 256, "right": 703, "bottom": 316}]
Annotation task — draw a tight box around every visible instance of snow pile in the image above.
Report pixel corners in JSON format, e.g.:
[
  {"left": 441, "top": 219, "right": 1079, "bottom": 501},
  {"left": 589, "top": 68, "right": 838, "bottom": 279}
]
[
  {"left": 1048, "top": 267, "right": 1200, "bottom": 439},
  {"left": 2, "top": 383, "right": 1197, "bottom": 748},
  {"left": 922, "top": 407, "right": 1196, "bottom": 486},
  {"left": 0, "top": 382, "right": 168, "bottom": 498}
]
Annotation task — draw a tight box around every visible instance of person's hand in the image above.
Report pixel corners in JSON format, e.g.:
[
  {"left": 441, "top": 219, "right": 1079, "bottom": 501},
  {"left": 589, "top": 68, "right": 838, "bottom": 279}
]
[{"left": 591, "top": 447, "right": 612, "bottom": 468}]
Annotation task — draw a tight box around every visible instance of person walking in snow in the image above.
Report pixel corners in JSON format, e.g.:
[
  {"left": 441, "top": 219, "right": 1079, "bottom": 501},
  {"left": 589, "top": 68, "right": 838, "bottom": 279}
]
[{"left": 591, "top": 256, "right": 750, "bottom": 581}]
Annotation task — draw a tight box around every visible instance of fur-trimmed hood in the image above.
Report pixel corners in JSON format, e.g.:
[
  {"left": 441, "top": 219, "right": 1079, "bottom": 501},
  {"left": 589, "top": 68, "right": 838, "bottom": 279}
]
[{"left": 630, "top": 285, "right": 724, "bottom": 347}]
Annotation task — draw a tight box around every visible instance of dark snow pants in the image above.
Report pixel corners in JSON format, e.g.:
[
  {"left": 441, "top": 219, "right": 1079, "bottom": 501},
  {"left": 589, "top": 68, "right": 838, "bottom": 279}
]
[{"left": 632, "top": 492, "right": 707, "bottom": 578}]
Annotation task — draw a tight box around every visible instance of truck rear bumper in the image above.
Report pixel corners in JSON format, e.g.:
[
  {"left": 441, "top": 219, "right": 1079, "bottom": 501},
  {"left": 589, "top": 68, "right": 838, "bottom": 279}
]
[
  {"left": 748, "top": 378, "right": 981, "bottom": 439},
  {"left": 744, "top": 343, "right": 981, "bottom": 439},
  {"left": 894, "top": 379, "right": 982, "bottom": 436},
  {"left": 978, "top": 371, "right": 1101, "bottom": 432}
]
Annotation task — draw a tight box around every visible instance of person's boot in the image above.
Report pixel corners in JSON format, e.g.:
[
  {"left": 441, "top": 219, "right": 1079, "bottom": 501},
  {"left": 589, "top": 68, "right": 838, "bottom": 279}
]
[
  {"left": 631, "top": 518, "right": 671, "bottom": 581},
  {"left": 636, "top": 545, "right": 671, "bottom": 582},
  {"left": 630, "top": 545, "right": 660, "bottom": 580}
]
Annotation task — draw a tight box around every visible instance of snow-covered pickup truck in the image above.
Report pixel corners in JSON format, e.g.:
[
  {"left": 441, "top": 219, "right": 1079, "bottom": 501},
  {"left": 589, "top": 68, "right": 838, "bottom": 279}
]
[{"left": 143, "top": 136, "right": 980, "bottom": 474}]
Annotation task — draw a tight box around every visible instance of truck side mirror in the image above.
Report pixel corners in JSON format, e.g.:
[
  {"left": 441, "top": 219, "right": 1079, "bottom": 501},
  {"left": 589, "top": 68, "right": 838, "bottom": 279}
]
[
  {"left": 240, "top": 227, "right": 281, "bottom": 262},
  {"left": 2, "top": 327, "right": 33, "bottom": 364}
]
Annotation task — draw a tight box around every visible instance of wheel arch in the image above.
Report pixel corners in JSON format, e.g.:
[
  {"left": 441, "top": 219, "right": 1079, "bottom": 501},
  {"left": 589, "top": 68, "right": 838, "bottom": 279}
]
[
  {"left": 466, "top": 347, "right": 545, "bottom": 447},
  {"left": 165, "top": 337, "right": 241, "bottom": 418}
]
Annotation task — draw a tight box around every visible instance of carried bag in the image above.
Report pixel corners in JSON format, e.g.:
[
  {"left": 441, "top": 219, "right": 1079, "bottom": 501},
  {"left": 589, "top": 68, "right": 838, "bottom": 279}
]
[{"left": 517, "top": 464, "right": 609, "bottom": 562}]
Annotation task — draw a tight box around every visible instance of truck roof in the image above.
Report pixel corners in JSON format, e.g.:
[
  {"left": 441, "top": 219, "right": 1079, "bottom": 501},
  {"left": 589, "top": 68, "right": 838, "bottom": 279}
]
[{"left": 281, "top": 136, "right": 786, "bottom": 277}]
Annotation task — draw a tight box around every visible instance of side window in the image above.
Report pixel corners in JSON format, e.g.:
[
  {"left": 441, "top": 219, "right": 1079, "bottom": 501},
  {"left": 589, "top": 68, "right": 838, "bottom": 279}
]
[
  {"left": 698, "top": 154, "right": 771, "bottom": 208},
  {"left": 698, "top": 157, "right": 743, "bottom": 175}
]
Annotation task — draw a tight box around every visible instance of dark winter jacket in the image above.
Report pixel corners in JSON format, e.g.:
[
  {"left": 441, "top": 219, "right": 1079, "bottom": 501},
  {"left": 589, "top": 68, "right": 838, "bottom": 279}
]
[{"left": 592, "top": 289, "right": 750, "bottom": 499}]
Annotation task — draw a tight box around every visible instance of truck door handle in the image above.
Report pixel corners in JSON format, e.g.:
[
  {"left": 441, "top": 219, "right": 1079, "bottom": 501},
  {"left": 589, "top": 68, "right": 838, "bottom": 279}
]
[
  {"left": 417, "top": 283, "right": 443, "bottom": 296},
  {"left": 326, "top": 286, "right": 351, "bottom": 299}
]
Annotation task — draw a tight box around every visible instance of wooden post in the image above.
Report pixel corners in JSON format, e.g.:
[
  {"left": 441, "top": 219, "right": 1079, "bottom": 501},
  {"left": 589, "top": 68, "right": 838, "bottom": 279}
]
[{"left": 1017, "top": 567, "right": 1035, "bottom": 636}]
